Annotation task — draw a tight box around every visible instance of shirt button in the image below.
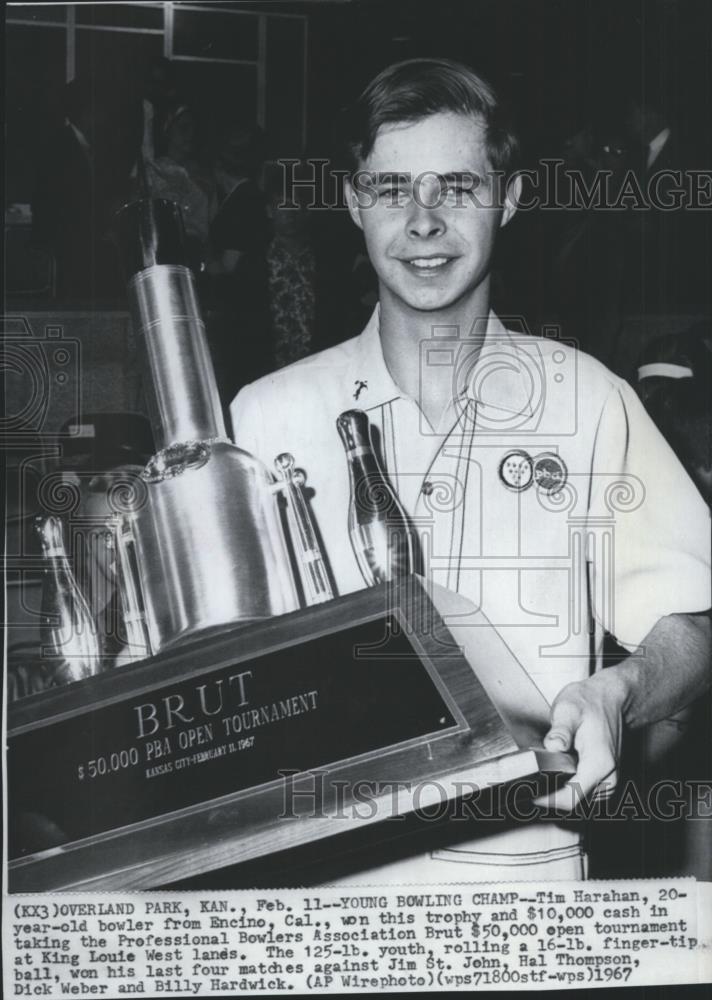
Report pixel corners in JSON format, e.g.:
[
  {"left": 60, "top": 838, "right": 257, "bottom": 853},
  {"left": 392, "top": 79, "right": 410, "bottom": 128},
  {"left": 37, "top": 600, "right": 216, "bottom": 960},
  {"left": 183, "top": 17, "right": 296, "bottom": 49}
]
[{"left": 421, "top": 480, "right": 434, "bottom": 496}]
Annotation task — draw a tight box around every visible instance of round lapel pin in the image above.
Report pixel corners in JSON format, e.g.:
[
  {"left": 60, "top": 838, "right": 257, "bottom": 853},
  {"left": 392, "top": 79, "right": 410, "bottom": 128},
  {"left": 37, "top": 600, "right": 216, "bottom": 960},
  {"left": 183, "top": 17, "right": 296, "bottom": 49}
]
[
  {"left": 533, "top": 452, "right": 568, "bottom": 493},
  {"left": 499, "top": 450, "right": 534, "bottom": 491}
]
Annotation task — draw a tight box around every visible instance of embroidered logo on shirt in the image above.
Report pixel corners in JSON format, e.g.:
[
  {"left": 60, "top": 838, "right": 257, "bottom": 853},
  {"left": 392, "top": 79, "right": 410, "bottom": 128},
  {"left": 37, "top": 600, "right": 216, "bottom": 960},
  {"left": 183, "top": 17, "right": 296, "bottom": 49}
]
[
  {"left": 533, "top": 452, "right": 568, "bottom": 494},
  {"left": 498, "top": 450, "right": 534, "bottom": 491},
  {"left": 353, "top": 379, "right": 368, "bottom": 400}
]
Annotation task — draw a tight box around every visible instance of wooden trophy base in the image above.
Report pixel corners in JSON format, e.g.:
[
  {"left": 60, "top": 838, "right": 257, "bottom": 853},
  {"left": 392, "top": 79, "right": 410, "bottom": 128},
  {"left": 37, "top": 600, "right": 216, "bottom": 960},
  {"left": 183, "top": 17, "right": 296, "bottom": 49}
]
[{"left": 8, "top": 576, "right": 574, "bottom": 891}]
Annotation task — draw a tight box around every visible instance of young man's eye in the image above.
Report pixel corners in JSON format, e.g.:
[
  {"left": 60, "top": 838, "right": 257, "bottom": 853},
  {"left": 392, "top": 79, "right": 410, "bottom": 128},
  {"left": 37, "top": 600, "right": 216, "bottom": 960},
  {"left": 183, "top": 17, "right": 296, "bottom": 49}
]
[
  {"left": 444, "top": 175, "right": 481, "bottom": 199},
  {"left": 377, "top": 187, "right": 409, "bottom": 204}
]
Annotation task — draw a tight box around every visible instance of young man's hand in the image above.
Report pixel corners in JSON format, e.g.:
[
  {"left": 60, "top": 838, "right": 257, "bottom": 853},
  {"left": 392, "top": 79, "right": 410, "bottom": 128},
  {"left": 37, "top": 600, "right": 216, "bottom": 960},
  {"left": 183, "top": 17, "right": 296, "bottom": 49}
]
[
  {"left": 533, "top": 671, "right": 629, "bottom": 813},
  {"left": 533, "top": 611, "right": 710, "bottom": 814}
]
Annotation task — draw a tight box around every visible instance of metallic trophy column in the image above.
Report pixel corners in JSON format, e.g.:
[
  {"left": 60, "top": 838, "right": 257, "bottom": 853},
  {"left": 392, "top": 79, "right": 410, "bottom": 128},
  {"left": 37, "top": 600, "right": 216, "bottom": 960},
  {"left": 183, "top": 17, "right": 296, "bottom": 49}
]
[{"left": 116, "top": 199, "right": 308, "bottom": 655}]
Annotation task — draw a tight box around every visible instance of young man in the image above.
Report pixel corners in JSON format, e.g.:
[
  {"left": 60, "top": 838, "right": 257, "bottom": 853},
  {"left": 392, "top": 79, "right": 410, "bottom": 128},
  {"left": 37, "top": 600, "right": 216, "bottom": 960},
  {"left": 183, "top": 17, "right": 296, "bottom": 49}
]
[{"left": 231, "top": 59, "right": 710, "bottom": 882}]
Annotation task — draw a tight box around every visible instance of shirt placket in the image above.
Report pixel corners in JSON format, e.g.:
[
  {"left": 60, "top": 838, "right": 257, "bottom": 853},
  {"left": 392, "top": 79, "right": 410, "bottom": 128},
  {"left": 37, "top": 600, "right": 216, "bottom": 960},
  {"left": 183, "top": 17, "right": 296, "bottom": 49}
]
[{"left": 411, "top": 397, "right": 478, "bottom": 595}]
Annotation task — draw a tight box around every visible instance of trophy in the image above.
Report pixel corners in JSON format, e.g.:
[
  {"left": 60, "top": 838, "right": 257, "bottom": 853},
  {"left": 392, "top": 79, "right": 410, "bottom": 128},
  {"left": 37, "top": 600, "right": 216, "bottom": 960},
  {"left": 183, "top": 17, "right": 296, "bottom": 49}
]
[
  {"left": 109, "top": 199, "right": 333, "bottom": 658},
  {"left": 7, "top": 198, "right": 575, "bottom": 892}
]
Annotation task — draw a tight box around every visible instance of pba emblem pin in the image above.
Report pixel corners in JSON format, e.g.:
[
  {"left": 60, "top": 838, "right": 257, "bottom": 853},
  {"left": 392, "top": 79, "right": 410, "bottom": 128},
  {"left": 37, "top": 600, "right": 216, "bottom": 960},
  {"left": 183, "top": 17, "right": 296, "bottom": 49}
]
[
  {"left": 533, "top": 452, "right": 568, "bottom": 493},
  {"left": 499, "top": 450, "right": 534, "bottom": 491}
]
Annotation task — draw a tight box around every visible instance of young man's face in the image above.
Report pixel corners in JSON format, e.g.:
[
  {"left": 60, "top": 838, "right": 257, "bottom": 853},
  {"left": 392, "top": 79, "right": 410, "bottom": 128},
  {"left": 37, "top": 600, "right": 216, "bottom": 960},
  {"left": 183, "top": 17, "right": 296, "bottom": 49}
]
[{"left": 345, "top": 111, "right": 518, "bottom": 316}]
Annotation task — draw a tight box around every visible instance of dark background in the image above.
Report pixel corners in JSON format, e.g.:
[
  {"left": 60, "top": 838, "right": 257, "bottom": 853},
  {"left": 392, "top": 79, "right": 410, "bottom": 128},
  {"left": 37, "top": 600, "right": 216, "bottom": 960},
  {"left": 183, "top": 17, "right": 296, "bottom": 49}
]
[
  {"left": 6, "top": 0, "right": 712, "bottom": 349},
  {"left": 7, "top": 0, "right": 712, "bottom": 193}
]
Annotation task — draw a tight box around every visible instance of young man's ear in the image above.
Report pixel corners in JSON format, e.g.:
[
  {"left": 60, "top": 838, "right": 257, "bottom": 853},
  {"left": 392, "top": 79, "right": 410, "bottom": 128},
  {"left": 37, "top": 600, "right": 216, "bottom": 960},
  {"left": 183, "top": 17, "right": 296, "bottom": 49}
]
[
  {"left": 500, "top": 173, "right": 522, "bottom": 229},
  {"left": 343, "top": 177, "right": 364, "bottom": 231}
]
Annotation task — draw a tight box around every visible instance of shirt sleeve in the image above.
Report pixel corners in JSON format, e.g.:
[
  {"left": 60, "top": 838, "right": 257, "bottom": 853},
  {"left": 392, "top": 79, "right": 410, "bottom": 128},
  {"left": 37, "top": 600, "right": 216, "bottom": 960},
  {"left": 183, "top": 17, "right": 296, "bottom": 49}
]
[{"left": 588, "top": 378, "right": 711, "bottom": 649}]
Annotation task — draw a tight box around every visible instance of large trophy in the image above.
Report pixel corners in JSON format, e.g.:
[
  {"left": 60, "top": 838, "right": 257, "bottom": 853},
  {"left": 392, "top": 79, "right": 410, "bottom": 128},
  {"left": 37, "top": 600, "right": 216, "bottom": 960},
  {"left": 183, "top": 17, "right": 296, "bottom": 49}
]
[
  {"left": 8, "top": 199, "right": 573, "bottom": 891},
  {"left": 112, "top": 198, "right": 333, "bottom": 656}
]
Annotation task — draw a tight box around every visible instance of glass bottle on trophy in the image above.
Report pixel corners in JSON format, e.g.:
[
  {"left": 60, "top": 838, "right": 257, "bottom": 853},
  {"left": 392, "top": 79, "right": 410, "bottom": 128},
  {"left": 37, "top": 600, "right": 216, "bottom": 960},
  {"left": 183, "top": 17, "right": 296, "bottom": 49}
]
[{"left": 35, "top": 514, "right": 102, "bottom": 684}]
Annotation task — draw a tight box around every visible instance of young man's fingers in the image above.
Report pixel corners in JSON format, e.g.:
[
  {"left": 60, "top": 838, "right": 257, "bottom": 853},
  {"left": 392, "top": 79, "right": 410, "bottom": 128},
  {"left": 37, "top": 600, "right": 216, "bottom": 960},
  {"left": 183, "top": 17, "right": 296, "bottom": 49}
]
[
  {"left": 534, "top": 718, "right": 618, "bottom": 813},
  {"left": 543, "top": 695, "right": 582, "bottom": 752}
]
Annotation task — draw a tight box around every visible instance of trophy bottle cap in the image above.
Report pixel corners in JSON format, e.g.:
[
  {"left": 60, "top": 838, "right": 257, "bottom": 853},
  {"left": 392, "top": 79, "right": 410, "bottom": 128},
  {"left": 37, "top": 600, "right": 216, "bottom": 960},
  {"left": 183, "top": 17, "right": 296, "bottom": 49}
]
[{"left": 336, "top": 409, "right": 371, "bottom": 452}]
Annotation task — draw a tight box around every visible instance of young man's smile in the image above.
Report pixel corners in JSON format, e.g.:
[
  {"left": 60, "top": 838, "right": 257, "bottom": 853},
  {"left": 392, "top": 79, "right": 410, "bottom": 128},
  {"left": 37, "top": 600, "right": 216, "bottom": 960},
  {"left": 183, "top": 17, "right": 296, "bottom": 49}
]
[{"left": 400, "top": 253, "right": 459, "bottom": 275}]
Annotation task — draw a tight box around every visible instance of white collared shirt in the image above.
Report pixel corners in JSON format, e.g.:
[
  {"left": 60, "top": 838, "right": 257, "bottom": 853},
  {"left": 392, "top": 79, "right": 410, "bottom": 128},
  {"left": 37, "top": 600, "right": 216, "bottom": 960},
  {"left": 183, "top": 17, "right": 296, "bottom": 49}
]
[{"left": 231, "top": 306, "right": 710, "bottom": 881}]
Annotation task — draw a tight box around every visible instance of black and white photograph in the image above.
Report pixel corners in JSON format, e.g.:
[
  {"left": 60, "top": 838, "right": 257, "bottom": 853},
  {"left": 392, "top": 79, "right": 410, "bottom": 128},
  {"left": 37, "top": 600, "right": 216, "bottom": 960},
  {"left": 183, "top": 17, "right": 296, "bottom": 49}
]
[{"left": 3, "top": 0, "right": 712, "bottom": 994}]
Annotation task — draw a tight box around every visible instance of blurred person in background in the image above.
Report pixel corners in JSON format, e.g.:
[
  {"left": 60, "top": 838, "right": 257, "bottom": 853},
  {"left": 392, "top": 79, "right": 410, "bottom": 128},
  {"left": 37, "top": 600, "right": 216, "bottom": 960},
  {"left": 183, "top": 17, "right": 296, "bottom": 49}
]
[
  {"left": 145, "top": 103, "right": 214, "bottom": 271},
  {"left": 637, "top": 321, "right": 712, "bottom": 503},
  {"left": 264, "top": 160, "right": 317, "bottom": 369},
  {"left": 32, "top": 77, "right": 137, "bottom": 300},
  {"left": 549, "top": 114, "right": 633, "bottom": 369},
  {"left": 205, "top": 122, "right": 271, "bottom": 404},
  {"left": 139, "top": 57, "right": 182, "bottom": 165},
  {"left": 615, "top": 83, "right": 712, "bottom": 373}
]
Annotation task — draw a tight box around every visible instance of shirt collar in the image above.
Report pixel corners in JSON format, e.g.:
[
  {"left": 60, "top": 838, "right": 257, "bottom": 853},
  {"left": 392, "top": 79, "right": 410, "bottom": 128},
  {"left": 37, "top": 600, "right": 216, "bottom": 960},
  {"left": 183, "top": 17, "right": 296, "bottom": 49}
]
[
  {"left": 351, "top": 304, "right": 537, "bottom": 420},
  {"left": 351, "top": 305, "right": 401, "bottom": 409}
]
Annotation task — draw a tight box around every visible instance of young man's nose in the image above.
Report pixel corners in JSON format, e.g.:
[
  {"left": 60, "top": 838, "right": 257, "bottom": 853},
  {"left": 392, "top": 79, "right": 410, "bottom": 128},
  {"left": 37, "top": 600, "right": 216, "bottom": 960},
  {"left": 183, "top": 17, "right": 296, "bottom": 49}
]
[{"left": 406, "top": 202, "right": 446, "bottom": 239}]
